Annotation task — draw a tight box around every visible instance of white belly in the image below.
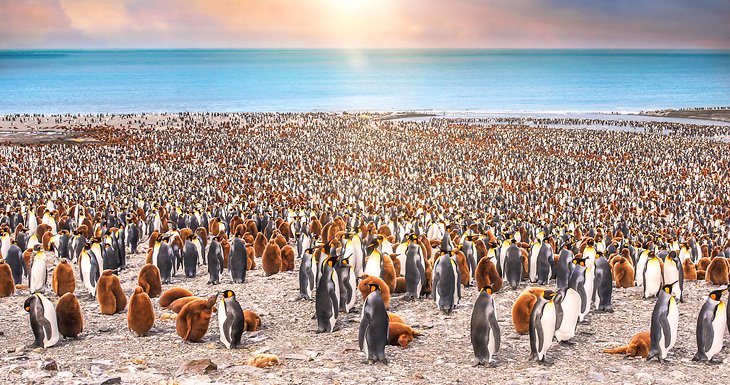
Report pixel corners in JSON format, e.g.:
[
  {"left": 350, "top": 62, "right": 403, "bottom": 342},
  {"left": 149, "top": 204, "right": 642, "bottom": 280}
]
[
  {"left": 644, "top": 266, "right": 662, "bottom": 298},
  {"left": 39, "top": 295, "right": 60, "bottom": 348},
  {"left": 663, "top": 264, "right": 678, "bottom": 284},
  {"left": 218, "top": 301, "right": 230, "bottom": 349},
  {"left": 539, "top": 303, "right": 556, "bottom": 359},
  {"left": 665, "top": 299, "right": 679, "bottom": 356},
  {"left": 580, "top": 270, "right": 594, "bottom": 321},
  {"left": 529, "top": 245, "right": 539, "bottom": 282},
  {"left": 30, "top": 259, "right": 46, "bottom": 293},
  {"left": 364, "top": 257, "right": 381, "bottom": 277},
  {"left": 555, "top": 289, "right": 580, "bottom": 341},
  {"left": 636, "top": 256, "right": 648, "bottom": 286},
  {"left": 706, "top": 306, "right": 726, "bottom": 359}
]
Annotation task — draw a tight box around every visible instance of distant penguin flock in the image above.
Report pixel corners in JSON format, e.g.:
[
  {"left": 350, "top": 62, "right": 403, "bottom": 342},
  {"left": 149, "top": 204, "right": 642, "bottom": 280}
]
[{"left": 1, "top": 111, "right": 730, "bottom": 369}]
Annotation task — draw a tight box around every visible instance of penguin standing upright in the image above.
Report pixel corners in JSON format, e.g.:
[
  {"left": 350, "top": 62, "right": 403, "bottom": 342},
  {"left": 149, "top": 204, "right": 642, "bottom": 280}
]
[
  {"left": 298, "top": 248, "right": 315, "bottom": 300},
  {"left": 315, "top": 256, "right": 340, "bottom": 333},
  {"left": 79, "top": 243, "right": 100, "bottom": 297},
  {"left": 228, "top": 237, "right": 247, "bottom": 283},
  {"left": 359, "top": 283, "right": 389, "bottom": 364},
  {"left": 218, "top": 289, "right": 245, "bottom": 349},
  {"left": 536, "top": 238, "right": 554, "bottom": 285},
  {"left": 24, "top": 293, "right": 60, "bottom": 348},
  {"left": 555, "top": 240, "right": 574, "bottom": 289},
  {"left": 154, "top": 239, "right": 174, "bottom": 284},
  {"left": 5, "top": 241, "right": 25, "bottom": 284},
  {"left": 470, "top": 285, "right": 501, "bottom": 366},
  {"left": 207, "top": 237, "right": 224, "bottom": 285},
  {"left": 404, "top": 234, "right": 426, "bottom": 300},
  {"left": 182, "top": 236, "right": 198, "bottom": 278},
  {"left": 29, "top": 246, "right": 47, "bottom": 293},
  {"left": 336, "top": 255, "right": 357, "bottom": 313},
  {"left": 529, "top": 290, "right": 557, "bottom": 364},
  {"left": 643, "top": 252, "right": 663, "bottom": 299},
  {"left": 503, "top": 239, "right": 523, "bottom": 290},
  {"left": 647, "top": 284, "right": 679, "bottom": 363},
  {"left": 693, "top": 288, "right": 727, "bottom": 362},
  {"left": 554, "top": 285, "right": 581, "bottom": 344},
  {"left": 593, "top": 252, "right": 613, "bottom": 312},
  {"left": 568, "top": 257, "right": 593, "bottom": 322},
  {"left": 432, "top": 250, "right": 461, "bottom": 313},
  {"left": 663, "top": 251, "right": 683, "bottom": 302}
]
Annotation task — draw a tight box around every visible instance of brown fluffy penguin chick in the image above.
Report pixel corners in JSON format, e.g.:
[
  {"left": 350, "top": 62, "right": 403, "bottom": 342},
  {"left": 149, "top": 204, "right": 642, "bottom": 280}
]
[
  {"left": 148, "top": 230, "right": 160, "bottom": 249},
  {"left": 697, "top": 257, "right": 712, "bottom": 272},
  {"left": 56, "top": 293, "right": 83, "bottom": 338},
  {"left": 381, "top": 253, "right": 397, "bottom": 292},
  {"left": 475, "top": 257, "right": 503, "bottom": 292},
  {"left": 706, "top": 257, "right": 730, "bottom": 285},
  {"left": 262, "top": 240, "right": 282, "bottom": 276},
  {"left": 145, "top": 248, "right": 153, "bottom": 264},
  {"left": 453, "top": 250, "right": 471, "bottom": 286},
  {"left": 391, "top": 256, "right": 402, "bottom": 277},
  {"left": 388, "top": 313, "right": 405, "bottom": 324},
  {"left": 394, "top": 276, "right": 407, "bottom": 293},
  {"left": 128, "top": 286, "right": 155, "bottom": 337},
  {"left": 388, "top": 322, "right": 420, "bottom": 348},
  {"left": 358, "top": 275, "right": 391, "bottom": 309},
  {"left": 138, "top": 264, "right": 162, "bottom": 298},
  {"left": 253, "top": 232, "right": 267, "bottom": 258},
  {"left": 159, "top": 287, "right": 194, "bottom": 308},
  {"left": 422, "top": 256, "right": 434, "bottom": 296},
  {"left": 246, "top": 245, "right": 256, "bottom": 270},
  {"left": 682, "top": 258, "right": 697, "bottom": 280},
  {"left": 696, "top": 270, "right": 706, "bottom": 280},
  {"left": 243, "top": 309, "right": 262, "bottom": 331},
  {"left": 612, "top": 257, "right": 635, "bottom": 288},
  {"left": 169, "top": 296, "right": 204, "bottom": 313},
  {"left": 512, "top": 287, "right": 545, "bottom": 334},
  {"left": 52, "top": 258, "right": 75, "bottom": 296},
  {"left": 280, "top": 245, "right": 295, "bottom": 272},
  {"left": 176, "top": 294, "right": 217, "bottom": 342},
  {"left": 97, "top": 270, "right": 127, "bottom": 315},
  {"left": 603, "top": 331, "right": 651, "bottom": 358},
  {"left": 0, "top": 260, "right": 14, "bottom": 297},
  {"left": 220, "top": 236, "right": 231, "bottom": 269}
]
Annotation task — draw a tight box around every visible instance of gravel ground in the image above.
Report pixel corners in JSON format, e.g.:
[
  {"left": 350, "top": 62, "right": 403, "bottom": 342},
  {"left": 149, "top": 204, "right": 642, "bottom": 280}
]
[{"left": 2, "top": 243, "right": 730, "bottom": 385}]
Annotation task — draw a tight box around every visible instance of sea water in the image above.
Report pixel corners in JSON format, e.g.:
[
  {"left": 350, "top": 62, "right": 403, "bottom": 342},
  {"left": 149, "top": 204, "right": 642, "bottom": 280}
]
[{"left": 0, "top": 49, "right": 728, "bottom": 114}]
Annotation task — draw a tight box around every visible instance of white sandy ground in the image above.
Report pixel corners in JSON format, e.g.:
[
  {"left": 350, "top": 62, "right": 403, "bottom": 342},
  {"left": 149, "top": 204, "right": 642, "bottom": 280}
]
[{"left": 1, "top": 241, "right": 730, "bottom": 385}]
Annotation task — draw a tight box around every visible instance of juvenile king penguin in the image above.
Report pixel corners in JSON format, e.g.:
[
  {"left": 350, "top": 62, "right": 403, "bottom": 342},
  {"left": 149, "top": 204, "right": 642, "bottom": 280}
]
[
  {"left": 127, "top": 286, "right": 155, "bottom": 337},
  {"left": 52, "top": 258, "right": 75, "bottom": 297},
  {"left": 24, "top": 293, "right": 60, "bottom": 348},
  {"left": 692, "top": 288, "right": 727, "bottom": 362},
  {"left": 359, "top": 283, "right": 389, "bottom": 364},
  {"left": 529, "top": 290, "right": 558, "bottom": 364},
  {"left": 29, "top": 245, "right": 47, "bottom": 293},
  {"left": 470, "top": 285, "right": 501, "bottom": 366},
  {"left": 218, "top": 289, "right": 245, "bottom": 349},
  {"left": 315, "top": 256, "right": 340, "bottom": 333},
  {"left": 404, "top": 234, "right": 426, "bottom": 300},
  {"left": 593, "top": 252, "right": 613, "bottom": 312},
  {"left": 643, "top": 252, "right": 663, "bottom": 299},
  {"left": 647, "top": 284, "right": 679, "bottom": 363},
  {"left": 0, "top": 259, "right": 14, "bottom": 297},
  {"left": 298, "top": 248, "right": 316, "bottom": 300},
  {"left": 56, "top": 292, "right": 83, "bottom": 338}
]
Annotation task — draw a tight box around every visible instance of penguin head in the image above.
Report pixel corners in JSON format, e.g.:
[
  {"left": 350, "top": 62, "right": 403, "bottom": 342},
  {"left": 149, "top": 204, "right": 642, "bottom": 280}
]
[
  {"left": 409, "top": 234, "right": 418, "bottom": 242},
  {"left": 23, "top": 297, "right": 32, "bottom": 313},
  {"left": 368, "top": 283, "right": 380, "bottom": 293},
  {"left": 661, "top": 283, "right": 675, "bottom": 295},
  {"left": 33, "top": 244, "right": 42, "bottom": 252},
  {"left": 221, "top": 289, "right": 236, "bottom": 299},
  {"left": 709, "top": 288, "right": 727, "bottom": 301},
  {"left": 571, "top": 257, "right": 586, "bottom": 266},
  {"left": 480, "top": 285, "right": 493, "bottom": 295},
  {"left": 542, "top": 290, "right": 557, "bottom": 301}
]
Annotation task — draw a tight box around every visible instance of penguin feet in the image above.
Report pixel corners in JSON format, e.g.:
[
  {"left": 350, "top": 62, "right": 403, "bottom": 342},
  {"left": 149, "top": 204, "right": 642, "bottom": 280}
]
[
  {"left": 558, "top": 340, "right": 575, "bottom": 346},
  {"left": 538, "top": 358, "right": 554, "bottom": 366},
  {"left": 489, "top": 361, "right": 497, "bottom": 368}
]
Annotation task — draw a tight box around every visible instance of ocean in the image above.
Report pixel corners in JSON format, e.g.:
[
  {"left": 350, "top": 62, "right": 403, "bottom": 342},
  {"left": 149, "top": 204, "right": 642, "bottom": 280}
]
[{"left": 0, "top": 49, "right": 728, "bottom": 114}]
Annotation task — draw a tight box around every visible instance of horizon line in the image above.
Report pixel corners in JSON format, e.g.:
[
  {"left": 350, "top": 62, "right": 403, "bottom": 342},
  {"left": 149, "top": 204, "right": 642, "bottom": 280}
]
[{"left": 2, "top": 47, "right": 730, "bottom": 52}]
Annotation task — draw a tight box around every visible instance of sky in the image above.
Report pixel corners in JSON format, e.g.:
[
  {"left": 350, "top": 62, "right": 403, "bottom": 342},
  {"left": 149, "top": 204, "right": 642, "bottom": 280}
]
[{"left": 1, "top": 0, "right": 729, "bottom": 49}]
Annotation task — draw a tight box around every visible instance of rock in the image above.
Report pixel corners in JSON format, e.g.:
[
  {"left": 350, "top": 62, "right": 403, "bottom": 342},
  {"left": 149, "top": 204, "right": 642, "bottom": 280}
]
[
  {"left": 587, "top": 372, "right": 605, "bottom": 382},
  {"left": 22, "top": 369, "right": 51, "bottom": 381},
  {"left": 635, "top": 372, "right": 654, "bottom": 384},
  {"left": 98, "top": 377, "right": 122, "bottom": 385},
  {"left": 179, "top": 359, "right": 217, "bottom": 375},
  {"left": 41, "top": 360, "right": 58, "bottom": 371}
]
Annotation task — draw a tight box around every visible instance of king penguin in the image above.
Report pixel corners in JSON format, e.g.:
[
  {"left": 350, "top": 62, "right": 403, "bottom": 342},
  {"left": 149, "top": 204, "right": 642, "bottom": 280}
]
[
  {"left": 218, "top": 289, "right": 245, "bottom": 349},
  {"left": 404, "top": 233, "right": 426, "bottom": 300},
  {"left": 470, "top": 285, "right": 501, "bottom": 366},
  {"left": 647, "top": 284, "right": 679, "bottom": 363},
  {"left": 298, "top": 248, "right": 316, "bottom": 300},
  {"left": 359, "top": 283, "right": 389, "bottom": 364},
  {"left": 692, "top": 288, "right": 727, "bottom": 362},
  {"left": 315, "top": 256, "right": 340, "bottom": 333},
  {"left": 24, "top": 293, "right": 60, "bottom": 348},
  {"left": 529, "top": 290, "right": 558, "bottom": 364}
]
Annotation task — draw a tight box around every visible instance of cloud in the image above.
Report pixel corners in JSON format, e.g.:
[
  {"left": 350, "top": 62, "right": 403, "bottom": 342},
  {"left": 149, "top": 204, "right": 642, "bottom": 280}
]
[{"left": 0, "top": 0, "right": 728, "bottom": 48}]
